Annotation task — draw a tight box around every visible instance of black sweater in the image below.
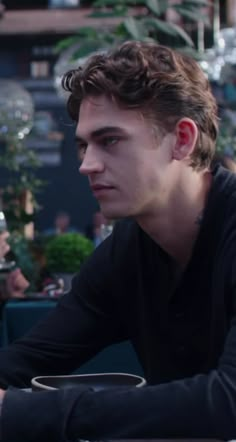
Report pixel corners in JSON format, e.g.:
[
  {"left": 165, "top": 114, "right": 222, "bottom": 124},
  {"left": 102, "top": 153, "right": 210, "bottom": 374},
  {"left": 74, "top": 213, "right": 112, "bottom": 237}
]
[{"left": 1, "top": 165, "right": 236, "bottom": 441}]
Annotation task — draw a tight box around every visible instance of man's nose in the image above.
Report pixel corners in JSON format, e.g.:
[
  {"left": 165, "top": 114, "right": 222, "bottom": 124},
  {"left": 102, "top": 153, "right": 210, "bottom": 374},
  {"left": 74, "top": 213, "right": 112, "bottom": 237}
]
[{"left": 79, "top": 147, "right": 104, "bottom": 176}]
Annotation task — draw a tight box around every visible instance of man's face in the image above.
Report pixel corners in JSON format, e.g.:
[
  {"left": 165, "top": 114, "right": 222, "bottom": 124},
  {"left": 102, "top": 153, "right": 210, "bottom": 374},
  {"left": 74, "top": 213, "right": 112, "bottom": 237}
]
[
  {"left": 77, "top": 95, "right": 176, "bottom": 219},
  {"left": 56, "top": 214, "right": 70, "bottom": 231}
]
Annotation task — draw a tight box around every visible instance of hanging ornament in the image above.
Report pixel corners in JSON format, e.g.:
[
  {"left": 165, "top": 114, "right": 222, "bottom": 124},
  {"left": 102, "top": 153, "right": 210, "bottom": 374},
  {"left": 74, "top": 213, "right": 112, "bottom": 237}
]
[{"left": 0, "top": 80, "right": 34, "bottom": 141}]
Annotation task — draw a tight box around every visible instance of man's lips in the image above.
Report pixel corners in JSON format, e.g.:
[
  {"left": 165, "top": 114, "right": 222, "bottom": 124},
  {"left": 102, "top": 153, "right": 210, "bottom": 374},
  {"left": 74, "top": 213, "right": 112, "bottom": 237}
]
[{"left": 91, "top": 184, "right": 114, "bottom": 196}]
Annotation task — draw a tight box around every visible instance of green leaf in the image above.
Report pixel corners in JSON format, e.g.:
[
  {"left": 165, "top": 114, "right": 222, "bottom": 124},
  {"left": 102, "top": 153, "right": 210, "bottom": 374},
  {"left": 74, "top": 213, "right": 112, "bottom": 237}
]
[
  {"left": 54, "top": 36, "right": 80, "bottom": 54},
  {"left": 102, "top": 32, "right": 117, "bottom": 44},
  {"left": 127, "top": 0, "right": 145, "bottom": 3},
  {"left": 114, "top": 4, "right": 129, "bottom": 15},
  {"left": 114, "top": 22, "right": 130, "bottom": 38},
  {"left": 182, "top": 0, "right": 211, "bottom": 5},
  {"left": 143, "top": 17, "right": 177, "bottom": 35},
  {"left": 93, "top": 0, "right": 119, "bottom": 6},
  {"left": 77, "top": 27, "right": 99, "bottom": 39},
  {"left": 70, "top": 42, "right": 102, "bottom": 60},
  {"left": 173, "top": 5, "right": 210, "bottom": 24},
  {"left": 45, "top": 233, "right": 94, "bottom": 273},
  {"left": 156, "top": 0, "right": 169, "bottom": 15},
  {"left": 145, "top": 0, "right": 161, "bottom": 16},
  {"left": 123, "top": 16, "right": 146, "bottom": 40},
  {"left": 145, "top": 0, "right": 168, "bottom": 15},
  {"left": 88, "top": 10, "right": 125, "bottom": 18},
  {"left": 168, "top": 22, "right": 194, "bottom": 47},
  {"left": 91, "top": 0, "right": 131, "bottom": 14},
  {"left": 142, "top": 17, "right": 194, "bottom": 46}
]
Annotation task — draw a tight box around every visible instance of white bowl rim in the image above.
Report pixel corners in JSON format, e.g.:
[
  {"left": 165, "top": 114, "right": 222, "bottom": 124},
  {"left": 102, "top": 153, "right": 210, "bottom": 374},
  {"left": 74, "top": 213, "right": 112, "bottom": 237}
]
[{"left": 31, "top": 372, "right": 146, "bottom": 390}]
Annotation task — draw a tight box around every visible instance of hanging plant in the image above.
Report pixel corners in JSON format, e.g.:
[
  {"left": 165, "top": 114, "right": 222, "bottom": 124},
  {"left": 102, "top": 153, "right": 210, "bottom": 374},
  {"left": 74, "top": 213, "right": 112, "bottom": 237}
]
[{"left": 55, "top": 0, "right": 211, "bottom": 61}]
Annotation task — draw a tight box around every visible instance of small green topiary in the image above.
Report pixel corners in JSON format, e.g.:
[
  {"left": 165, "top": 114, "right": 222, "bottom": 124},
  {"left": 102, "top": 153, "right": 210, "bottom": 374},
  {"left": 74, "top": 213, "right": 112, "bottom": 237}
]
[{"left": 45, "top": 233, "right": 94, "bottom": 274}]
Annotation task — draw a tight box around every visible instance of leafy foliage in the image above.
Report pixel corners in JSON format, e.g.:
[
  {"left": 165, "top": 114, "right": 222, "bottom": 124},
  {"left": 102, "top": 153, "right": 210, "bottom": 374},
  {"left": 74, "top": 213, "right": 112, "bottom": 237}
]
[
  {"left": 216, "top": 111, "right": 236, "bottom": 159},
  {"left": 0, "top": 135, "right": 45, "bottom": 234},
  {"left": 45, "top": 233, "right": 94, "bottom": 273},
  {"left": 7, "top": 233, "right": 40, "bottom": 292},
  {"left": 55, "top": 0, "right": 211, "bottom": 59}
]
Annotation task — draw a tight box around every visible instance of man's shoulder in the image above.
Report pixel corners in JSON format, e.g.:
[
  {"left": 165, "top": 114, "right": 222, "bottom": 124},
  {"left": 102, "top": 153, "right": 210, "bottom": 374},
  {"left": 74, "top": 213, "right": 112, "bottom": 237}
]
[
  {"left": 203, "top": 166, "right": 236, "bottom": 261},
  {"left": 209, "top": 166, "right": 236, "bottom": 220},
  {"left": 213, "top": 165, "right": 236, "bottom": 198}
]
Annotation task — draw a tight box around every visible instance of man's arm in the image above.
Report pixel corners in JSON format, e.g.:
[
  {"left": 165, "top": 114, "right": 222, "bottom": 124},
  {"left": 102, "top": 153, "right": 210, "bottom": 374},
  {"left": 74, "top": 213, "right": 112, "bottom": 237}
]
[
  {"left": 0, "top": 231, "right": 127, "bottom": 389},
  {"left": 0, "top": 219, "right": 139, "bottom": 389},
  {"left": 0, "top": 276, "right": 120, "bottom": 388},
  {"left": 1, "top": 317, "right": 236, "bottom": 442}
]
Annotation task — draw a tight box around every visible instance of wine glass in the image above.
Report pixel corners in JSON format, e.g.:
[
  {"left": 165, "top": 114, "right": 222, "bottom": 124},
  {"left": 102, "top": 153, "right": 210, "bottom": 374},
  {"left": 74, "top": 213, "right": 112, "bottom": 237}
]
[
  {"left": 0, "top": 210, "right": 8, "bottom": 266},
  {"left": 0, "top": 210, "right": 15, "bottom": 270},
  {"left": 0, "top": 210, "right": 7, "bottom": 234}
]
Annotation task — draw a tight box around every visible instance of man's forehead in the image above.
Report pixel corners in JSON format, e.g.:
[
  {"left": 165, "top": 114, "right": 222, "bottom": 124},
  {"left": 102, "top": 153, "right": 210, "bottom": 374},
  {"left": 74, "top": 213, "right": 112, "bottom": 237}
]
[
  {"left": 80, "top": 95, "right": 107, "bottom": 110},
  {"left": 79, "top": 95, "right": 126, "bottom": 125},
  {"left": 77, "top": 96, "right": 144, "bottom": 137}
]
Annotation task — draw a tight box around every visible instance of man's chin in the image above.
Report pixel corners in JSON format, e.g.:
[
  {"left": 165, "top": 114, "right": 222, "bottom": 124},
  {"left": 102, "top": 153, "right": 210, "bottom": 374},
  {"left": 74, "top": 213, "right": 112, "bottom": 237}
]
[{"left": 99, "top": 205, "right": 127, "bottom": 220}]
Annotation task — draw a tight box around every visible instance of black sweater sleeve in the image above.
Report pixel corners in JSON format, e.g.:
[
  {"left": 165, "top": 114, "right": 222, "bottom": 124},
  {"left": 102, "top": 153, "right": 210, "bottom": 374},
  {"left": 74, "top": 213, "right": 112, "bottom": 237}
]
[
  {"left": 2, "top": 317, "right": 236, "bottom": 442},
  {"left": 0, "top": 231, "right": 128, "bottom": 389}
]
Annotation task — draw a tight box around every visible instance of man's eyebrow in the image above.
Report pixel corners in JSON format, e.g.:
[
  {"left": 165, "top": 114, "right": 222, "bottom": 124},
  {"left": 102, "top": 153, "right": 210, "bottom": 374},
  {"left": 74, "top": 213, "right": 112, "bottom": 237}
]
[
  {"left": 75, "top": 135, "right": 86, "bottom": 144},
  {"left": 76, "top": 126, "right": 126, "bottom": 142}
]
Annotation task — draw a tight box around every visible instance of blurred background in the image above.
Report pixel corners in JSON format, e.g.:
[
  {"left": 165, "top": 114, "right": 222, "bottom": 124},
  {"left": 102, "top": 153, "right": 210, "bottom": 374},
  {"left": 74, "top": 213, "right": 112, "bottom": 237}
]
[
  {"left": 0, "top": 0, "right": 231, "bottom": 234},
  {"left": 1, "top": 0, "right": 236, "bottom": 370},
  {"left": 0, "top": 0, "right": 235, "bottom": 292}
]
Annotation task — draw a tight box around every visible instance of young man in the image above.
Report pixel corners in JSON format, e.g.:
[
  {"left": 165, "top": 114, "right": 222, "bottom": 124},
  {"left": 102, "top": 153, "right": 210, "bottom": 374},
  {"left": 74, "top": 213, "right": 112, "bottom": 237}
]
[{"left": 0, "top": 40, "right": 234, "bottom": 441}]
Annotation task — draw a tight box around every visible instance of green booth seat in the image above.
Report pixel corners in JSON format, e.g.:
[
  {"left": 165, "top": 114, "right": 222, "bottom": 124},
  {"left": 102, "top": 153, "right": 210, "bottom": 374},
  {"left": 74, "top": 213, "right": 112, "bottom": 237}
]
[{"left": 1, "top": 299, "right": 143, "bottom": 376}]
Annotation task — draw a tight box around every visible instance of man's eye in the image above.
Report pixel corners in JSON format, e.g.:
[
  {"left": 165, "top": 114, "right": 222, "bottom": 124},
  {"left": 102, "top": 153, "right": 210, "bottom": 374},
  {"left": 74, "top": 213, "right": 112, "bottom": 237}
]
[
  {"left": 77, "top": 144, "right": 87, "bottom": 160},
  {"left": 102, "top": 137, "right": 119, "bottom": 147}
]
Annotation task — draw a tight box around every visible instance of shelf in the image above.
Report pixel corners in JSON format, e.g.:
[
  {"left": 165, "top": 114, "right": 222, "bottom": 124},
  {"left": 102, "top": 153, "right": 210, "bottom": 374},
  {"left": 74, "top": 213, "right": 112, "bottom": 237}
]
[
  {"left": 17, "top": 77, "right": 65, "bottom": 107},
  {"left": 20, "top": 77, "right": 55, "bottom": 89},
  {"left": 0, "top": 8, "right": 121, "bottom": 35}
]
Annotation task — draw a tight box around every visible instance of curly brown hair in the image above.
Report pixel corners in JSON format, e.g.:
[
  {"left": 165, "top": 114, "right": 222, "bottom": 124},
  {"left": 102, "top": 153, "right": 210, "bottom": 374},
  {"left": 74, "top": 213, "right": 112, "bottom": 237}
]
[{"left": 62, "top": 40, "right": 219, "bottom": 170}]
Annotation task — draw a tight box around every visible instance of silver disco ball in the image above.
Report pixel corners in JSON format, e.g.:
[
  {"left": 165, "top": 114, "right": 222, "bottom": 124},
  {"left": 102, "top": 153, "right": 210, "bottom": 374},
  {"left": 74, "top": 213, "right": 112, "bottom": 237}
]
[{"left": 0, "top": 80, "right": 34, "bottom": 141}]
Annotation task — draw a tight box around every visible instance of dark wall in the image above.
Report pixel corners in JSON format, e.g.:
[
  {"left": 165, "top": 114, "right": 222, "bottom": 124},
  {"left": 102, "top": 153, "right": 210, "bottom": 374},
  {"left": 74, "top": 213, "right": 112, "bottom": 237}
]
[
  {"left": 34, "top": 107, "right": 99, "bottom": 234},
  {"left": 3, "top": 0, "right": 48, "bottom": 8}
]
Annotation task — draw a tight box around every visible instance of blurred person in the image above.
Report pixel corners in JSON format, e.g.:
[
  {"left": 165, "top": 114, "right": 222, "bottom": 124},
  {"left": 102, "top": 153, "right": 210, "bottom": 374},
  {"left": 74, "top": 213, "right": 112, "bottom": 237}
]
[
  {"left": 0, "top": 40, "right": 235, "bottom": 441},
  {"left": 86, "top": 211, "right": 114, "bottom": 246},
  {"left": 43, "top": 210, "right": 77, "bottom": 236},
  {"left": 92, "top": 210, "right": 113, "bottom": 247},
  {"left": 5, "top": 268, "right": 29, "bottom": 299}
]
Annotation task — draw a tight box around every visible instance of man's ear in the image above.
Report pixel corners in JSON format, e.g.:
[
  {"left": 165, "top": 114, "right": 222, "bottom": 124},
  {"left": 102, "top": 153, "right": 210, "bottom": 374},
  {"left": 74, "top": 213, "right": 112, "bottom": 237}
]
[{"left": 172, "top": 118, "right": 198, "bottom": 161}]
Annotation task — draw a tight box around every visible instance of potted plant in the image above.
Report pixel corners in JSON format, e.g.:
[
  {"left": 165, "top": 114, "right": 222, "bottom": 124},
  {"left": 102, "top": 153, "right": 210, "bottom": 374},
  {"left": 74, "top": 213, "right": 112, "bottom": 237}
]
[{"left": 45, "top": 233, "right": 94, "bottom": 291}]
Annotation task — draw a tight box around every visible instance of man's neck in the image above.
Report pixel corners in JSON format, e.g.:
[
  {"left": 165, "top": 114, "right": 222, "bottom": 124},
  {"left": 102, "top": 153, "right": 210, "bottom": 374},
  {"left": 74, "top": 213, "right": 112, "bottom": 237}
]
[{"left": 136, "top": 169, "right": 212, "bottom": 269}]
